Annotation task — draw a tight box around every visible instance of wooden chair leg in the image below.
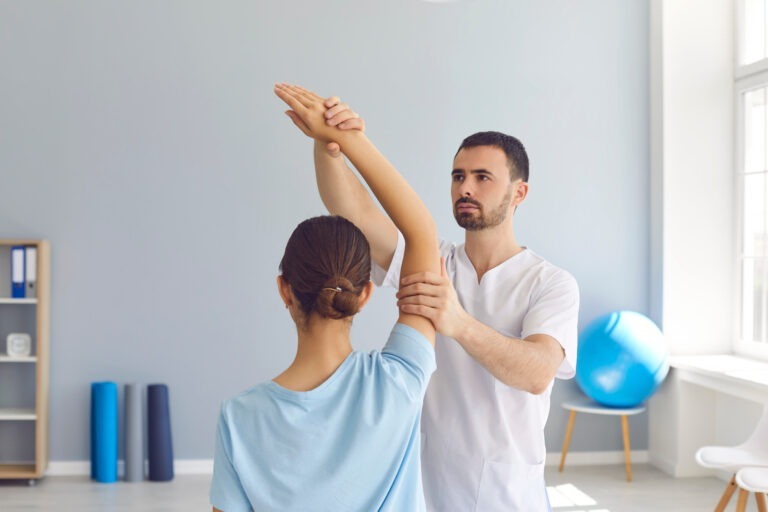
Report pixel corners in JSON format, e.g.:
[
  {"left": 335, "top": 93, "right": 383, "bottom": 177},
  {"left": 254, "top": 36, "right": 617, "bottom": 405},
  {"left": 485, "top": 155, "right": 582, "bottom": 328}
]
[
  {"left": 559, "top": 410, "right": 576, "bottom": 472},
  {"left": 736, "top": 489, "right": 749, "bottom": 512},
  {"left": 756, "top": 492, "right": 767, "bottom": 512},
  {"left": 620, "top": 415, "right": 632, "bottom": 482},
  {"left": 714, "top": 475, "right": 738, "bottom": 512}
]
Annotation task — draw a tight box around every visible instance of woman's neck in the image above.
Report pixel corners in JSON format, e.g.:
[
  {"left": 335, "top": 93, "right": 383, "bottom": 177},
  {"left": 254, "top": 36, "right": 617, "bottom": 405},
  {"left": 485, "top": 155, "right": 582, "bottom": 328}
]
[{"left": 273, "top": 316, "right": 353, "bottom": 392}]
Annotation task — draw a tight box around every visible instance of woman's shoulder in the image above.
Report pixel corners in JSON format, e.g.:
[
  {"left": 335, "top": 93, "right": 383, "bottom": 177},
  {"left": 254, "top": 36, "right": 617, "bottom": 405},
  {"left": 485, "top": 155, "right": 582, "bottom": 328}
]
[{"left": 220, "top": 382, "right": 273, "bottom": 416}]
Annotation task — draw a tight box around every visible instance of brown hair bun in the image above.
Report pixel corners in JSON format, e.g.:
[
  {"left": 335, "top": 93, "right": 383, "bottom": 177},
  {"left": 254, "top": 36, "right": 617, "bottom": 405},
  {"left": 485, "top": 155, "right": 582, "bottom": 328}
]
[{"left": 315, "top": 276, "right": 360, "bottom": 319}]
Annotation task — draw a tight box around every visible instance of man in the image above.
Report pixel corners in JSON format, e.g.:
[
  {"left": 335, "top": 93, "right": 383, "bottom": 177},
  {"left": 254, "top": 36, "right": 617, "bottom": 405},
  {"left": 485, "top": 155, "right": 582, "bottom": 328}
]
[{"left": 286, "top": 94, "right": 579, "bottom": 511}]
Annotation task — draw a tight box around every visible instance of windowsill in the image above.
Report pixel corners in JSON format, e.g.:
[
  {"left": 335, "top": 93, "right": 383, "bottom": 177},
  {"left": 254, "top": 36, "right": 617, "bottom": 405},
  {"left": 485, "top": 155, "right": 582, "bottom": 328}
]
[{"left": 670, "top": 354, "right": 768, "bottom": 403}]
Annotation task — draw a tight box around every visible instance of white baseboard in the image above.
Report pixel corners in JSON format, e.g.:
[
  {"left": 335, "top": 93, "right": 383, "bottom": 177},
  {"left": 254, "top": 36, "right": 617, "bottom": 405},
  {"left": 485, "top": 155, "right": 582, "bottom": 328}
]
[
  {"left": 648, "top": 452, "right": 677, "bottom": 476},
  {"left": 46, "top": 459, "right": 213, "bottom": 476},
  {"left": 545, "top": 450, "right": 649, "bottom": 467},
  {"left": 46, "top": 452, "right": 646, "bottom": 477}
]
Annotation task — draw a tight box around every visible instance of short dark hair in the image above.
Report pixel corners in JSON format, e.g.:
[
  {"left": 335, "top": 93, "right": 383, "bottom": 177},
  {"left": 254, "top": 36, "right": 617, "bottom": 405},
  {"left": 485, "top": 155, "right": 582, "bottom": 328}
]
[
  {"left": 456, "top": 131, "right": 529, "bottom": 182},
  {"left": 279, "top": 216, "right": 371, "bottom": 321}
]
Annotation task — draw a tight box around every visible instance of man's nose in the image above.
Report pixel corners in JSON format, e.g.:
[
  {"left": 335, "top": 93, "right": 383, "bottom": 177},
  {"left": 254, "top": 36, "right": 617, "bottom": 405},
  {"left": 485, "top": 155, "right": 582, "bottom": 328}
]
[{"left": 458, "top": 182, "right": 473, "bottom": 197}]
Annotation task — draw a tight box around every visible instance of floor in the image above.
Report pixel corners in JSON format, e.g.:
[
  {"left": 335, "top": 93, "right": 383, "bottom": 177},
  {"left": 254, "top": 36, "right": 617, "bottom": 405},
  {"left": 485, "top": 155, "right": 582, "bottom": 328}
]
[
  {"left": 0, "top": 464, "right": 758, "bottom": 511},
  {"left": 545, "top": 464, "right": 745, "bottom": 512}
]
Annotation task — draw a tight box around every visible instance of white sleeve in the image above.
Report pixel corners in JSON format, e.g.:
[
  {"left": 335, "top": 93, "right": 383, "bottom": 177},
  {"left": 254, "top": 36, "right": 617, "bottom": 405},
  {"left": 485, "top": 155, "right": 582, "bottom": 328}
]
[
  {"left": 371, "top": 232, "right": 456, "bottom": 288},
  {"left": 371, "top": 231, "right": 405, "bottom": 288},
  {"left": 521, "top": 270, "right": 580, "bottom": 380}
]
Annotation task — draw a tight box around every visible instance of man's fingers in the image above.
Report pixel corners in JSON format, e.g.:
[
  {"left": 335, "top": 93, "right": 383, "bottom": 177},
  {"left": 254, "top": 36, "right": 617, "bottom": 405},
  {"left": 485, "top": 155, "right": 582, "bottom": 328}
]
[
  {"left": 324, "top": 96, "right": 341, "bottom": 108},
  {"left": 326, "top": 109, "right": 359, "bottom": 127},
  {"left": 324, "top": 103, "right": 353, "bottom": 119},
  {"left": 284, "top": 110, "right": 312, "bottom": 137},
  {"left": 397, "top": 282, "right": 442, "bottom": 299},
  {"left": 400, "top": 271, "right": 445, "bottom": 287},
  {"left": 397, "top": 295, "right": 441, "bottom": 309},
  {"left": 338, "top": 118, "right": 365, "bottom": 131}
]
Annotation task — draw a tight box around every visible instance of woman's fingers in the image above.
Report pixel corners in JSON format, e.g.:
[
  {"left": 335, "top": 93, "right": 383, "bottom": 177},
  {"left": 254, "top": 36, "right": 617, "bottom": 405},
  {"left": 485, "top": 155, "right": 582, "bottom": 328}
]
[{"left": 274, "top": 84, "right": 307, "bottom": 113}]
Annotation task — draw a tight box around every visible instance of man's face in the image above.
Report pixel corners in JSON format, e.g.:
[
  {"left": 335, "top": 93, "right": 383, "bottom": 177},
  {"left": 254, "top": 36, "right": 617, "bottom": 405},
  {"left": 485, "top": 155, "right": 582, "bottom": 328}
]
[{"left": 451, "top": 146, "right": 522, "bottom": 231}]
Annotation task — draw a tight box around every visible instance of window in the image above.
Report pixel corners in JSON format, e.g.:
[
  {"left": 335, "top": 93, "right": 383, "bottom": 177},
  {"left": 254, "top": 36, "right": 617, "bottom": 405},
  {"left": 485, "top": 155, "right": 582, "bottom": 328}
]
[
  {"left": 743, "top": 0, "right": 768, "bottom": 66},
  {"left": 737, "top": 0, "right": 768, "bottom": 356}
]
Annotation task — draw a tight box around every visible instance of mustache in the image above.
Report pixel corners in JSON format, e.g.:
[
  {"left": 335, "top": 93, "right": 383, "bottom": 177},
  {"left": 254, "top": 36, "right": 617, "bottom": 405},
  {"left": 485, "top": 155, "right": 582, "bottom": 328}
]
[{"left": 455, "top": 197, "right": 481, "bottom": 208}]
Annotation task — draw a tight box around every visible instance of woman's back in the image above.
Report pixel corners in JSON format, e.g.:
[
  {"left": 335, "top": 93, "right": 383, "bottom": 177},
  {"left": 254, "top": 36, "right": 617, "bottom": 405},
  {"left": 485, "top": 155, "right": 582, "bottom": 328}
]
[{"left": 211, "top": 324, "right": 434, "bottom": 511}]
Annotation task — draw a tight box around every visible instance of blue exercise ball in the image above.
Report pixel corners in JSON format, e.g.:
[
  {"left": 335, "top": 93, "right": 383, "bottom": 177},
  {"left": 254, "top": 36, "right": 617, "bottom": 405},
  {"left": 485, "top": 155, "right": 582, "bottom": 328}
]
[{"left": 576, "top": 311, "right": 669, "bottom": 408}]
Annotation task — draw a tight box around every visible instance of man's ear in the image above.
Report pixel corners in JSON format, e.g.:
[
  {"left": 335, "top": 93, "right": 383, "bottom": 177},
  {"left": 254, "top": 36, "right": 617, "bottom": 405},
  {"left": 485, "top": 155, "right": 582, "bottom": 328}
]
[
  {"left": 356, "top": 281, "right": 375, "bottom": 312},
  {"left": 511, "top": 180, "right": 529, "bottom": 207}
]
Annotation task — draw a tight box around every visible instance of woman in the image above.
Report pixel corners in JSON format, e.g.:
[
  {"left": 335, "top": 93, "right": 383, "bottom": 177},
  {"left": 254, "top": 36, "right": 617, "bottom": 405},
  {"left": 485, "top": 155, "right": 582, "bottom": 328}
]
[{"left": 209, "top": 84, "right": 439, "bottom": 511}]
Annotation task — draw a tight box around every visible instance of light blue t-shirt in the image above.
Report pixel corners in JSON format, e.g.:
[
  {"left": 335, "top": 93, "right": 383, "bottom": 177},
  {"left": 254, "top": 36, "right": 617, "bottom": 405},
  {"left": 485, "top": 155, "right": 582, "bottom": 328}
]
[{"left": 209, "top": 323, "right": 436, "bottom": 512}]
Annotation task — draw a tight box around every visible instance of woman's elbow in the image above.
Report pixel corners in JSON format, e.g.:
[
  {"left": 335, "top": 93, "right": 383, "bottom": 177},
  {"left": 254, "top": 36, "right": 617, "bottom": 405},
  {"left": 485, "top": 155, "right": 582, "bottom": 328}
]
[{"left": 401, "top": 220, "right": 438, "bottom": 248}]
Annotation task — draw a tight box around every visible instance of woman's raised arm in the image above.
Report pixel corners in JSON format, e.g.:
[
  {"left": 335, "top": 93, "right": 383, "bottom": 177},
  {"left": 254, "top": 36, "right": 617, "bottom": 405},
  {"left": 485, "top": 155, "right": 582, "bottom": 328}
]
[{"left": 275, "top": 83, "right": 439, "bottom": 342}]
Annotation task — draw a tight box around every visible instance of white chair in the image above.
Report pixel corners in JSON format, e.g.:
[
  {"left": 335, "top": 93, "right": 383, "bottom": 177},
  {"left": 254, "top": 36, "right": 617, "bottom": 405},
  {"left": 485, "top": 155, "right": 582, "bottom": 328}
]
[
  {"left": 695, "top": 405, "right": 768, "bottom": 512},
  {"left": 735, "top": 467, "right": 768, "bottom": 512}
]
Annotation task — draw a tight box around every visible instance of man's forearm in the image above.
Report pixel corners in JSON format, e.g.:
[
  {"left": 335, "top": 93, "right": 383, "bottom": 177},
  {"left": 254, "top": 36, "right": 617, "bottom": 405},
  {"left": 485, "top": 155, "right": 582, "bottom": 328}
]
[
  {"left": 454, "top": 317, "right": 564, "bottom": 394},
  {"left": 313, "top": 140, "right": 399, "bottom": 270},
  {"left": 313, "top": 141, "right": 376, "bottom": 223}
]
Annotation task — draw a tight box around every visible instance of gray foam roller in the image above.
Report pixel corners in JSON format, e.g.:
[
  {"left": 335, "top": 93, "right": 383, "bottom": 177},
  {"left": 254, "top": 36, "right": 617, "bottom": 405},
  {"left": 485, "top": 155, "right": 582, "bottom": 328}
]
[{"left": 124, "top": 383, "right": 144, "bottom": 482}]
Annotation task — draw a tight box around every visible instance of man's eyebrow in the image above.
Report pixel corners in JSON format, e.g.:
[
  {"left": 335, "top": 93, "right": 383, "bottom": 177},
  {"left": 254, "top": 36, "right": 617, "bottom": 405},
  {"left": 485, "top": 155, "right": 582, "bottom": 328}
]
[{"left": 452, "top": 169, "right": 493, "bottom": 175}]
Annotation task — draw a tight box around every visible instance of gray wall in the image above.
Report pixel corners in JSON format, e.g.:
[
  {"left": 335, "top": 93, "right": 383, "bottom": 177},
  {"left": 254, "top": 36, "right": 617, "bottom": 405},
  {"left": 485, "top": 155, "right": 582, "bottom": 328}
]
[{"left": 0, "top": 0, "right": 650, "bottom": 461}]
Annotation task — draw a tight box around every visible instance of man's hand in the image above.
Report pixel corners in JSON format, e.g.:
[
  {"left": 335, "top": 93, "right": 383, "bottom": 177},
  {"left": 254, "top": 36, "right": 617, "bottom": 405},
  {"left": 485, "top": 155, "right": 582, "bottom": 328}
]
[
  {"left": 321, "top": 96, "right": 365, "bottom": 157},
  {"left": 323, "top": 96, "right": 365, "bottom": 130},
  {"left": 397, "top": 258, "right": 470, "bottom": 339}
]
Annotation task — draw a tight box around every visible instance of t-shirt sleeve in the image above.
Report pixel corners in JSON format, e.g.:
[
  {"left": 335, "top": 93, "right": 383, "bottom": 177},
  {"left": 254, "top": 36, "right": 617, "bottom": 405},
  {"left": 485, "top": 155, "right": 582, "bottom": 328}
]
[
  {"left": 209, "top": 405, "right": 252, "bottom": 512},
  {"left": 371, "top": 231, "right": 406, "bottom": 288},
  {"left": 380, "top": 323, "right": 437, "bottom": 401},
  {"left": 521, "top": 270, "right": 580, "bottom": 379}
]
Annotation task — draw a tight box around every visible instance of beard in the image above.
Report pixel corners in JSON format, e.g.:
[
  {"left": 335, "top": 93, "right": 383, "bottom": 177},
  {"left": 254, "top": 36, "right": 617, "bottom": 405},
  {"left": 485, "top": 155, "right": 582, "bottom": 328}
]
[{"left": 453, "top": 189, "right": 512, "bottom": 231}]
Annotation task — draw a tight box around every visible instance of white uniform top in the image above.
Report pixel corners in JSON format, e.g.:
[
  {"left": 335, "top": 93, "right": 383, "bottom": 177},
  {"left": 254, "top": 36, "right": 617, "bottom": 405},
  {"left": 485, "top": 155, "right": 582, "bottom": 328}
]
[{"left": 373, "top": 235, "right": 579, "bottom": 512}]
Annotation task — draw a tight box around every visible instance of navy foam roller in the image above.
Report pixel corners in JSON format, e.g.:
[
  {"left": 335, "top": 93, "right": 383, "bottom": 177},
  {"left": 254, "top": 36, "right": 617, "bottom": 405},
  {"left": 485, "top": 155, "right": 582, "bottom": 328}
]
[
  {"left": 90, "top": 381, "right": 118, "bottom": 483},
  {"left": 147, "top": 384, "right": 174, "bottom": 481}
]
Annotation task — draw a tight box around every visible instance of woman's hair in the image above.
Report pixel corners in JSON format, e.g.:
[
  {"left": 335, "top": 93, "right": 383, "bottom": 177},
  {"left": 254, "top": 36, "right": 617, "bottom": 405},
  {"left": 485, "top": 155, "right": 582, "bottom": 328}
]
[{"left": 279, "top": 215, "right": 371, "bottom": 321}]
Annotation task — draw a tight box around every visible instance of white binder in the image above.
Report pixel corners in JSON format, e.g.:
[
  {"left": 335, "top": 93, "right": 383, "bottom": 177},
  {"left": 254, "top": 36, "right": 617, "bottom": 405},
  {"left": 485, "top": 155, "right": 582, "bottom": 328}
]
[{"left": 25, "top": 246, "right": 37, "bottom": 298}]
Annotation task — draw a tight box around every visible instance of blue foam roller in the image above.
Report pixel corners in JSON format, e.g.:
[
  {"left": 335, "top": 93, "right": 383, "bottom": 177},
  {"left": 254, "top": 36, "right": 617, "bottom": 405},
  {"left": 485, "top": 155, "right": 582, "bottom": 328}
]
[
  {"left": 90, "top": 381, "right": 118, "bottom": 483},
  {"left": 147, "top": 384, "right": 174, "bottom": 481}
]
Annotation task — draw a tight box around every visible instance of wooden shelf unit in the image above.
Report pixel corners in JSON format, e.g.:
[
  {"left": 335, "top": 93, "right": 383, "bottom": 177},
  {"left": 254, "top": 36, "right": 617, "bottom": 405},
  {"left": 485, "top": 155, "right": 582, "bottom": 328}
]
[
  {"left": 0, "top": 464, "right": 38, "bottom": 478},
  {"left": 0, "top": 240, "right": 50, "bottom": 481}
]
